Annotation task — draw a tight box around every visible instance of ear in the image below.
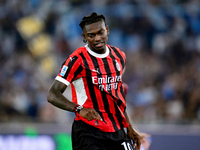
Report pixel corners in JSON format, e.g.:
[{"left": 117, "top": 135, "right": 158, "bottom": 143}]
[
  {"left": 106, "top": 25, "right": 109, "bottom": 35},
  {"left": 82, "top": 32, "right": 87, "bottom": 43},
  {"left": 82, "top": 32, "right": 85, "bottom": 39}
]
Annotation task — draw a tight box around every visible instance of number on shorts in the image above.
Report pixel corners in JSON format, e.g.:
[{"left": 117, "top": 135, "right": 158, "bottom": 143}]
[{"left": 121, "top": 142, "right": 134, "bottom": 150}]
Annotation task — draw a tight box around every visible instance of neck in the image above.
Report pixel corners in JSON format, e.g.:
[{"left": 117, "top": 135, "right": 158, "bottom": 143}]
[
  {"left": 86, "top": 45, "right": 109, "bottom": 58},
  {"left": 88, "top": 45, "right": 106, "bottom": 54}
]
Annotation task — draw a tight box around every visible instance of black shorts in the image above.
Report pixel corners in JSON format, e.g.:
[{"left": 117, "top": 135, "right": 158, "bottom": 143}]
[{"left": 72, "top": 120, "right": 134, "bottom": 150}]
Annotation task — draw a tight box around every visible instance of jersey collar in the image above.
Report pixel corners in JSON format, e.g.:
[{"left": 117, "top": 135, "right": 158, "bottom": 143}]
[{"left": 85, "top": 44, "right": 109, "bottom": 58}]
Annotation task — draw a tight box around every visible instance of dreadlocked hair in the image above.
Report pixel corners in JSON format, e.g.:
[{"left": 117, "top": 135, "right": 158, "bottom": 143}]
[{"left": 79, "top": 12, "right": 106, "bottom": 30}]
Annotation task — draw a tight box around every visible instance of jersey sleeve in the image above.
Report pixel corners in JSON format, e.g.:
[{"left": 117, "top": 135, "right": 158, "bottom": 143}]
[{"left": 55, "top": 55, "right": 83, "bottom": 86}]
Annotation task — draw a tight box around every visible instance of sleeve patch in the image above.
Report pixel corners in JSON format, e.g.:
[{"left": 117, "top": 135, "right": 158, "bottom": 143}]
[{"left": 60, "top": 65, "right": 68, "bottom": 76}]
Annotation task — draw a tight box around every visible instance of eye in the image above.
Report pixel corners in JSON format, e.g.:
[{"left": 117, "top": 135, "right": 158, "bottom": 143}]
[
  {"left": 88, "top": 34, "right": 95, "bottom": 38},
  {"left": 99, "top": 31, "right": 103, "bottom": 35}
]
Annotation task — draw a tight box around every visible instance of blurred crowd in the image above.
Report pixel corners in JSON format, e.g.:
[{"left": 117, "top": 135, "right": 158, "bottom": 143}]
[{"left": 0, "top": 0, "right": 200, "bottom": 124}]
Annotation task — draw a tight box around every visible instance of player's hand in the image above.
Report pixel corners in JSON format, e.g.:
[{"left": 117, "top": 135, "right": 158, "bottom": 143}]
[
  {"left": 79, "top": 108, "right": 102, "bottom": 121},
  {"left": 127, "top": 126, "right": 141, "bottom": 150},
  {"left": 140, "top": 132, "right": 151, "bottom": 150}
]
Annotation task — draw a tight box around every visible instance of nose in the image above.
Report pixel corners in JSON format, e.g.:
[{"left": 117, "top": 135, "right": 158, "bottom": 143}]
[{"left": 95, "top": 34, "right": 101, "bottom": 41}]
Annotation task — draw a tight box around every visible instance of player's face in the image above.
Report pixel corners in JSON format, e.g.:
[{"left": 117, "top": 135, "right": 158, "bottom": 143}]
[{"left": 83, "top": 20, "right": 109, "bottom": 54}]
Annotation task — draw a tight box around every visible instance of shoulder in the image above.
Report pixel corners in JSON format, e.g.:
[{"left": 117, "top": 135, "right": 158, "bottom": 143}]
[
  {"left": 107, "top": 45, "right": 126, "bottom": 58},
  {"left": 71, "top": 46, "right": 86, "bottom": 57},
  {"left": 68, "top": 46, "right": 87, "bottom": 61},
  {"left": 62, "top": 46, "right": 86, "bottom": 66}
]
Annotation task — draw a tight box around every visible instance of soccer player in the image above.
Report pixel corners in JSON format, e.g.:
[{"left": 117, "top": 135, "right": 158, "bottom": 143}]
[{"left": 47, "top": 12, "right": 141, "bottom": 150}]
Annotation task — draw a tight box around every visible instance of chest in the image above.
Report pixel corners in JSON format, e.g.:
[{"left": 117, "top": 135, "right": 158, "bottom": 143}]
[{"left": 82, "top": 56, "right": 123, "bottom": 76}]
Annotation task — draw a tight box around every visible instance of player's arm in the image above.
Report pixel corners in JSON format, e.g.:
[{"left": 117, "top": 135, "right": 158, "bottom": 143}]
[
  {"left": 125, "top": 111, "right": 151, "bottom": 150},
  {"left": 47, "top": 79, "right": 77, "bottom": 112},
  {"left": 124, "top": 111, "right": 141, "bottom": 150},
  {"left": 47, "top": 79, "right": 102, "bottom": 121}
]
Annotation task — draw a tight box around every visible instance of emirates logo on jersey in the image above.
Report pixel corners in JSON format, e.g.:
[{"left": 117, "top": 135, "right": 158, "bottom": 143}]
[
  {"left": 115, "top": 60, "right": 121, "bottom": 71},
  {"left": 92, "top": 75, "right": 122, "bottom": 91}
]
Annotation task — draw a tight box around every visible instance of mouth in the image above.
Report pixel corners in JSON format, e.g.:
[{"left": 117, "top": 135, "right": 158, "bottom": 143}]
[{"left": 94, "top": 42, "right": 104, "bottom": 48}]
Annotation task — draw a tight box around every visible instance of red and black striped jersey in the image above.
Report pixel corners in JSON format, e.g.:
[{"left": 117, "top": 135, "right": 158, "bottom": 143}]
[{"left": 55, "top": 44, "right": 129, "bottom": 132}]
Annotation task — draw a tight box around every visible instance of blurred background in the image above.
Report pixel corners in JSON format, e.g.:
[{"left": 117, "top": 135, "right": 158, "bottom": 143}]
[{"left": 0, "top": 0, "right": 200, "bottom": 150}]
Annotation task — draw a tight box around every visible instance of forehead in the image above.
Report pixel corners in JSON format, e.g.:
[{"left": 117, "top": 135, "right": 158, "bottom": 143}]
[{"left": 83, "top": 20, "right": 106, "bottom": 33}]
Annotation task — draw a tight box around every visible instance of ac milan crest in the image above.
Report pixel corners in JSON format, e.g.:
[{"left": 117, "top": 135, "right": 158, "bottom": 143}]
[{"left": 115, "top": 60, "right": 121, "bottom": 71}]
